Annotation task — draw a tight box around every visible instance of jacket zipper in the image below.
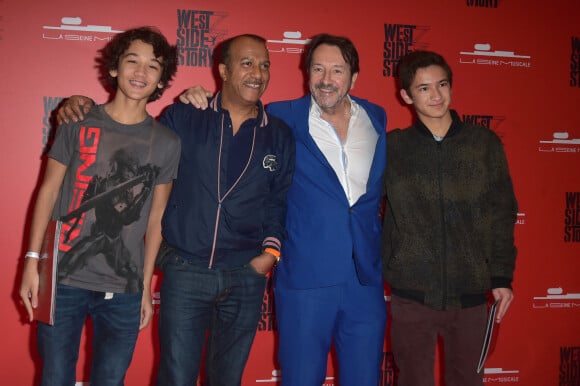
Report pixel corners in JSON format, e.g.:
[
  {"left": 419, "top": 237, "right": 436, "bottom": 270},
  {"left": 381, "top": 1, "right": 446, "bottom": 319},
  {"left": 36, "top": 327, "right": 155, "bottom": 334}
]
[
  {"left": 208, "top": 114, "right": 257, "bottom": 268},
  {"left": 436, "top": 140, "right": 448, "bottom": 309}
]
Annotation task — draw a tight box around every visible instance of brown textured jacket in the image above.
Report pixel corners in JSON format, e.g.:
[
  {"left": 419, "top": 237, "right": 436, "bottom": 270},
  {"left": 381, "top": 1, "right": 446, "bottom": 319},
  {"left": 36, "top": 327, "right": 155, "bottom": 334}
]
[{"left": 382, "top": 110, "right": 518, "bottom": 310}]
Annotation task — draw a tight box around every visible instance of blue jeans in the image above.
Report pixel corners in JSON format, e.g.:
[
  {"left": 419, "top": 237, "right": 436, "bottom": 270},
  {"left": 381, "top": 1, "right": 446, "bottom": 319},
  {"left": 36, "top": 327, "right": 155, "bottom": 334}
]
[
  {"left": 156, "top": 254, "right": 267, "bottom": 386},
  {"left": 37, "top": 284, "right": 141, "bottom": 386}
]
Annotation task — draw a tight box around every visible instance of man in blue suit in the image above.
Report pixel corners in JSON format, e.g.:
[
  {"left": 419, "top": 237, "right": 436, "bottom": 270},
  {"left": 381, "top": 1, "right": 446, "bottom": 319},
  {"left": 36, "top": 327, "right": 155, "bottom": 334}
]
[
  {"left": 164, "top": 33, "right": 387, "bottom": 385},
  {"left": 266, "top": 34, "right": 387, "bottom": 386}
]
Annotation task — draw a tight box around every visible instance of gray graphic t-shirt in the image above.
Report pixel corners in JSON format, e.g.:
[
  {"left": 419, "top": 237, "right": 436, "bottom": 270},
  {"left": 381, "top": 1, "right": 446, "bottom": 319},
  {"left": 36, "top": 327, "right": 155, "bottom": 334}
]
[{"left": 49, "top": 105, "right": 180, "bottom": 293}]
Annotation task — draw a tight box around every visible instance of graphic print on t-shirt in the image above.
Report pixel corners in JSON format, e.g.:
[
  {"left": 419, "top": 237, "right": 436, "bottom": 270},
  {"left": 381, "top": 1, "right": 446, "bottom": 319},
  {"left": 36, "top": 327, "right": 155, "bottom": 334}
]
[{"left": 58, "top": 132, "right": 159, "bottom": 292}]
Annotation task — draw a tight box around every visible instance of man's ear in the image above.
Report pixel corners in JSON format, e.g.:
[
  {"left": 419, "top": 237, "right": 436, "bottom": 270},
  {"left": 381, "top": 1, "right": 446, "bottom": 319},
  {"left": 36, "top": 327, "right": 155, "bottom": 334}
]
[
  {"left": 349, "top": 72, "right": 359, "bottom": 90},
  {"left": 400, "top": 89, "right": 413, "bottom": 105},
  {"left": 109, "top": 69, "right": 118, "bottom": 78},
  {"left": 218, "top": 63, "right": 227, "bottom": 82}
]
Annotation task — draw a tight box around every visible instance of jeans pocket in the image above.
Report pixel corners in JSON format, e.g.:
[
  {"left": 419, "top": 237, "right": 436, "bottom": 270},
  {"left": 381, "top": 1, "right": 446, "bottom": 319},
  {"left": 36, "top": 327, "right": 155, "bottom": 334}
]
[
  {"left": 155, "top": 241, "right": 174, "bottom": 271},
  {"left": 245, "top": 263, "right": 267, "bottom": 278}
]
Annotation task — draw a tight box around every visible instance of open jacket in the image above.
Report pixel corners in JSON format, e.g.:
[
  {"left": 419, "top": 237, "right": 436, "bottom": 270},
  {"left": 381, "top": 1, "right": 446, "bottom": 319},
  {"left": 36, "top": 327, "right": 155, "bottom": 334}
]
[
  {"left": 268, "top": 95, "right": 387, "bottom": 289},
  {"left": 161, "top": 94, "right": 295, "bottom": 268}
]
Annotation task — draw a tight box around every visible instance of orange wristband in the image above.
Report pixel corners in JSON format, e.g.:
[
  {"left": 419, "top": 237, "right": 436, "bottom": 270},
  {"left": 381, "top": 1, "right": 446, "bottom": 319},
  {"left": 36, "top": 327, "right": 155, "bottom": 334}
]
[
  {"left": 264, "top": 247, "right": 280, "bottom": 257},
  {"left": 264, "top": 247, "right": 281, "bottom": 262}
]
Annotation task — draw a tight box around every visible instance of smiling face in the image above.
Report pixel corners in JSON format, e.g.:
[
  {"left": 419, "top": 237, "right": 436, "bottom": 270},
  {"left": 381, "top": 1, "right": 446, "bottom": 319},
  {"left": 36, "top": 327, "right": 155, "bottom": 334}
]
[
  {"left": 109, "top": 39, "right": 164, "bottom": 103},
  {"left": 400, "top": 64, "right": 452, "bottom": 125},
  {"left": 308, "top": 43, "right": 358, "bottom": 113},
  {"left": 219, "top": 36, "right": 270, "bottom": 108}
]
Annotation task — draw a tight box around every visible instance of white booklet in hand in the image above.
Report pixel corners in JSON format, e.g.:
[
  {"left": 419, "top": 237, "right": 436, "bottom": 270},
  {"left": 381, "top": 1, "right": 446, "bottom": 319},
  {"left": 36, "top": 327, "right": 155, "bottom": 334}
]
[{"left": 477, "top": 299, "right": 499, "bottom": 373}]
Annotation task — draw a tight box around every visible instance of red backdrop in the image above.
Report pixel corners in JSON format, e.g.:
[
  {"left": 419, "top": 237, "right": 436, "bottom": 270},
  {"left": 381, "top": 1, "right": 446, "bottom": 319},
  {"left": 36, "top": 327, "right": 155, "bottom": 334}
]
[{"left": 1, "top": 0, "right": 579, "bottom": 385}]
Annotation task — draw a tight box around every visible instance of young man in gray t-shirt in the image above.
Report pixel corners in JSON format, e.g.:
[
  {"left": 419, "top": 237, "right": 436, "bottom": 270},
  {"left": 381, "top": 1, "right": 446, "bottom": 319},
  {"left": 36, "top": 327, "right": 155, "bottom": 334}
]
[{"left": 19, "top": 27, "right": 180, "bottom": 385}]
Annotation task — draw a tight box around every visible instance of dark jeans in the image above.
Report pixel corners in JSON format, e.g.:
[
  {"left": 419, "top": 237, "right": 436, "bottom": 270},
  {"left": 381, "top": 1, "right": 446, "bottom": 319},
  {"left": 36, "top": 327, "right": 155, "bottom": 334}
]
[
  {"left": 37, "top": 284, "right": 141, "bottom": 386},
  {"left": 390, "top": 294, "right": 487, "bottom": 386},
  {"left": 156, "top": 255, "right": 267, "bottom": 386}
]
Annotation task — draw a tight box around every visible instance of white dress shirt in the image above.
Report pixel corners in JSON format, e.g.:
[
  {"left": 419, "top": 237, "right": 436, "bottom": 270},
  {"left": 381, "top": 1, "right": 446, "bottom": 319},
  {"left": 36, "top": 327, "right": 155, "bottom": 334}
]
[{"left": 309, "top": 96, "right": 379, "bottom": 206}]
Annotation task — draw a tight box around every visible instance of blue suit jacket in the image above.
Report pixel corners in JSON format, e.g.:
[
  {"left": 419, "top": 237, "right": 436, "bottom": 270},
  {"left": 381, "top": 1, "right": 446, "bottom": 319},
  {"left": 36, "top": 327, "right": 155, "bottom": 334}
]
[{"left": 267, "top": 95, "right": 387, "bottom": 289}]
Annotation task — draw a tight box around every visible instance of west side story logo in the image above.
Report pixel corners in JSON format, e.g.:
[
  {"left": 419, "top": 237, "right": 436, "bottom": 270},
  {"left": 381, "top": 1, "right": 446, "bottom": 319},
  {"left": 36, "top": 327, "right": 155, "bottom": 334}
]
[
  {"left": 565, "top": 192, "right": 580, "bottom": 242},
  {"left": 42, "top": 17, "right": 122, "bottom": 42},
  {"left": 539, "top": 132, "right": 580, "bottom": 153},
  {"left": 466, "top": 0, "right": 499, "bottom": 8},
  {"left": 483, "top": 367, "right": 520, "bottom": 383},
  {"left": 380, "top": 352, "right": 397, "bottom": 386},
  {"left": 267, "top": 31, "right": 310, "bottom": 55},
  {"left": 257, "top": 275, "right": 276, "bottom": 331},
  {"left": 256, "top": 370, "right": 334, "bottom": 385},
  {"left": 570, "top": 36, "right": 580, "bottom": 87},
  {"left": 459, "top": 43, "right": 531, "bottom": 68},
  {"left": 255, "top": 369, "right": 282, "bottom": 384},
  {"left": 382, "top": 23, "right": 429, "bottom": 78},
  {"left": 462, "top": 113, "right": 507, "bottom": 138},
  {"left": 176, "top": 9, "right": 227, "bottom": 67},
  {"left": 462, "top": 114, "right": 503, "bottom": 130},
  {"left": 42, "top": 96, "right": 64, "bottom": 153},
  {"left": 533, "top": 287, "right": 580, "bottom": 309},
  {"left": 560, "top": 346, "right": 580, "bottom": 386}
]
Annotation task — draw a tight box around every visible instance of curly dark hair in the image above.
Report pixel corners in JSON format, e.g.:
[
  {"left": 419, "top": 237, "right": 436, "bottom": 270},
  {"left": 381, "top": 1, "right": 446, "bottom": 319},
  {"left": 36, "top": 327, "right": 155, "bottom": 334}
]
[{"left": 100, "top": 26, "right": 178, "bottom": 102}]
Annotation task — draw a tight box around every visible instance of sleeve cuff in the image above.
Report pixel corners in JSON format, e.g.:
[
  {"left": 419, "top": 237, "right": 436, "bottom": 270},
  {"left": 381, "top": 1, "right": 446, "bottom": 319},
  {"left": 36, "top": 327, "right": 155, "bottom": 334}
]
[
  {"left": 262, "top": 237, "right": 281, "bottom": 252},
  {"left": 491, "top": 276, "right": 512, "bottom": 290}
]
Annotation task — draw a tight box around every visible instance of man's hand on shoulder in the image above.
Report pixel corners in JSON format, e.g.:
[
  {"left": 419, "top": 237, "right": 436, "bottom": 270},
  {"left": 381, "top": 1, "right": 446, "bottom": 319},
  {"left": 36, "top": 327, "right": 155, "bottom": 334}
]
[
  {"left": 179, "top": 86, "right": 214, "bottom": 110},
  {"left": 57, "top": 95, "right": 94, "bottom": 125}
]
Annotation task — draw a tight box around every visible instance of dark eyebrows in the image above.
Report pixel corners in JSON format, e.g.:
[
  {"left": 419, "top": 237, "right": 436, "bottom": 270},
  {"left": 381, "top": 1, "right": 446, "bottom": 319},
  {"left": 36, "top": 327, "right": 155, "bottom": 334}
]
[
  {"left": 414, "top": 77, "right": 449, "bottom": 89},
  {"left": 122, "top": 52, "right": 163, "bottom": 64},
  {"left": 239, "top": 56, "right": 270, "bottom": 65}
]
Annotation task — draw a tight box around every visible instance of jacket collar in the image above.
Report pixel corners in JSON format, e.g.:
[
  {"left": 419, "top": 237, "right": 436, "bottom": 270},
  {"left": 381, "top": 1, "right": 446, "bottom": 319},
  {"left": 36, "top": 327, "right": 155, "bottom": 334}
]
[
  {"left": 290, "top": 94, "right": 386, "bottom": 205},
  {"left": 415, "top": 109, "right": 463, "bottom": 140},
  {"left": 209, "top": 91, "right": 269, "bottom": 128}
]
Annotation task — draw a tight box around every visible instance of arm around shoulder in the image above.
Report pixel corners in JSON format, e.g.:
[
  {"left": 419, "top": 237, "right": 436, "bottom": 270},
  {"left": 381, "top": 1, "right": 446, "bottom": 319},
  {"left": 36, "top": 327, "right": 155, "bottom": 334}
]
[{"left": 57, "top": 95, "right": 95, "bottom": 124}]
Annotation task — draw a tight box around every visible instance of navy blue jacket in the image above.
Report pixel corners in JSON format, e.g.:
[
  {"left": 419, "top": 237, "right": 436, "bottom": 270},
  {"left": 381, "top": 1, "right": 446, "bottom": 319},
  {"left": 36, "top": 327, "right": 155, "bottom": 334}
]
[{"left": 161, "top": 94, "right": 295, "bottom": 268}]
